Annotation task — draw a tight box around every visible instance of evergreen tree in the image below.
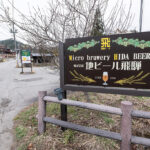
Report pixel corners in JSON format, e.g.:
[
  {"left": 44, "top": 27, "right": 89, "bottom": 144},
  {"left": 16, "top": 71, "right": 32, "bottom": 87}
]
[{"left": 91, "top": 8, "right": 104, "bottom": 36}]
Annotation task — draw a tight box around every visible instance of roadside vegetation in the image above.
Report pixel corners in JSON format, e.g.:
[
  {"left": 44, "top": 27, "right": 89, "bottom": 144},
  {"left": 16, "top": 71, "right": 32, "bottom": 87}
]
[
  {"left": 0, "top": 57, "right": 5, "bottom": 62},
  {"left": 13, "top": 92, "right": 150, "bottom": 150}
]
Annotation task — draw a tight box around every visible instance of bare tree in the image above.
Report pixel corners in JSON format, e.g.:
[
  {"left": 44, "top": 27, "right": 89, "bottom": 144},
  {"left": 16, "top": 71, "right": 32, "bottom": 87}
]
[{"left": 0, "top": 0, "right": 133, "bottom": 52}]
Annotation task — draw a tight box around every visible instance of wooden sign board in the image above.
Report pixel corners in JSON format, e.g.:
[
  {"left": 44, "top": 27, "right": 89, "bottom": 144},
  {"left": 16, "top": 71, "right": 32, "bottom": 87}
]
[
  {"left": 59, "top": 32, "right": 150, "bottom": 96},
  {"left": 20, "top": 49, "right": 33, "bottom": 73}
]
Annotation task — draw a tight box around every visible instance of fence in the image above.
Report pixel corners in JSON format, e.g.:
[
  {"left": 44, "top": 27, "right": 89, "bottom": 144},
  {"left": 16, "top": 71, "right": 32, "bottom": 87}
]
[
  {"left": 38, "top": 91, "right": 150, "bottom": 150},
  {"left": 0, "top": 54, "right": 16, "bottom": 58}
]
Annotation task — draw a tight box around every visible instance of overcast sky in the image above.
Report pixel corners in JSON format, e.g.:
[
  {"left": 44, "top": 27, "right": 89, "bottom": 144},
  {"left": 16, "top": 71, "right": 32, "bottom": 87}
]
[{"left": 0, "top": 0, "right": 150, "bottom": 42}]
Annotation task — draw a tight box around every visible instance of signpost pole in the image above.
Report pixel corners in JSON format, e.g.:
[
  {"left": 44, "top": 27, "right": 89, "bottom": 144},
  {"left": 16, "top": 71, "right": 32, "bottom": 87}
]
[
  {"left": 61, "top": 90, "right": 67, "bottom": 131},
  {"left": 59, "top": 41, "right": 68, "bottom": 131},
  {"left": 31, "top": 62, "right": 33, "bottom": 73},
  {"left": 21, "top": 63, "right": 23, "bottom": 73},
  {"left": 21, "top": 50, "right": 24, "bottom": 74}
]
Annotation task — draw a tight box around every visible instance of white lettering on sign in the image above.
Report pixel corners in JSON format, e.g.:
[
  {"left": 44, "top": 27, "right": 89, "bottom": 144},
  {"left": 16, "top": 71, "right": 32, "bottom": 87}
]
[
  {"left": 86, "top": 62, "right": 102, "bottom": 70},
  {"left": 69, "top": 55, "right": 84, "bottom": 61},
  {"left": 111, "top": 61, "right": 142, "bottom": 71},
  {"left": 87, "top": 55, "right": 110, "bottom": 61},
  {"left": 133, "top": 53, "right": 150, "bottom": 60}
]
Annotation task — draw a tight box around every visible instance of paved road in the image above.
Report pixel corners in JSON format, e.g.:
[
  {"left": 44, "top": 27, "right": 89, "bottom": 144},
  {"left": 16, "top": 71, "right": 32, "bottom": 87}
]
[{"left": 0, "top": 59, "right": 59, "bottom": 150}]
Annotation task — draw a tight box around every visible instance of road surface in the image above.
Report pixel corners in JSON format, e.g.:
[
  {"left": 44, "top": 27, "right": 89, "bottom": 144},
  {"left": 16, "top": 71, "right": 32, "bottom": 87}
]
[{"left": 0, "top": 59, "right": 59, "bottom": 150}]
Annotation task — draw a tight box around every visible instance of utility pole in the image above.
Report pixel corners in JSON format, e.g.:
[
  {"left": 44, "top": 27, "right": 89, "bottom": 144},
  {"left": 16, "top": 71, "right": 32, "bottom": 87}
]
[
  {"left": 139, "top": 0, "right": 144, "bottom": 32},
  {"left": 10, "top": 0, "right": 18, "bottom": 67},
  {"left": 10, "top": 23, "right": 17, "bottom": 52}
]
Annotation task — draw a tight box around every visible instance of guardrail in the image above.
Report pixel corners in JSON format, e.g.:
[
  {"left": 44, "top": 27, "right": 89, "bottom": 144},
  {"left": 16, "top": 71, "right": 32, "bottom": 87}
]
[{"left": 38, "top": 91, "right": 150, "bottom": 150}]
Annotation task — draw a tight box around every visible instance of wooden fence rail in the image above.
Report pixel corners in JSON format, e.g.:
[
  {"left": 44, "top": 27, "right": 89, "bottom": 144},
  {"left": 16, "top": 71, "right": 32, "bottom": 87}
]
[
  {"left": 0, "top": 54, "right": 16, "bottom": 58},
  {"left": 38, "top": 91, "right": 150, "bottom": 149}
]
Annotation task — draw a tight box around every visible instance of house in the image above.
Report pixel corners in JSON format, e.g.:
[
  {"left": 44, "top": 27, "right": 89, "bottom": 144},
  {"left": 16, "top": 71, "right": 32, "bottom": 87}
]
[
  {"left": 0, "top": 44, "right": 5, "bottom": 54},
  {"left": 31, "top": 52, "right": 54, "bottom": 63},
  {"left": 17, "top": 49, "right": 54, "bottom": 63}
]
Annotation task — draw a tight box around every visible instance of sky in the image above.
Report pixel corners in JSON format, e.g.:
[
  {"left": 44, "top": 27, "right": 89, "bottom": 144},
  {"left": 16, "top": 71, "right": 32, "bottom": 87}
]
[
  {"left": 0, "top": 0, "right": 48, "bottom": 41},
  {"left": 0, "top": 0, "right": 150, "bottom": 42}
]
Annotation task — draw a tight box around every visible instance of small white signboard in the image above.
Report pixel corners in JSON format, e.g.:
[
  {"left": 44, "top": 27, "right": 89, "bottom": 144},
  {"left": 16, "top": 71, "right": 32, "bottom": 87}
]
[{"left": 21, "top": 50, "right": 31, "bottom": 64}]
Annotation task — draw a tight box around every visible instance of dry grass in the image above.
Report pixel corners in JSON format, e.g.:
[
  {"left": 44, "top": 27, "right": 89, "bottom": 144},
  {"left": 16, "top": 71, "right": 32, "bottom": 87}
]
[{"left": 13, "top": 92, "right": 150, "bottom": 150}]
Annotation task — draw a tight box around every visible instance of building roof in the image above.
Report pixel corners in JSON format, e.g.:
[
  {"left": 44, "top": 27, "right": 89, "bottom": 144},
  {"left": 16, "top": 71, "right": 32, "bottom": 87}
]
[
  {"left": 0, "top": 44, "right": 5, "bottom": 48},
  {"left": 31, "top": 53, "right": 53, "bottom": 57}
]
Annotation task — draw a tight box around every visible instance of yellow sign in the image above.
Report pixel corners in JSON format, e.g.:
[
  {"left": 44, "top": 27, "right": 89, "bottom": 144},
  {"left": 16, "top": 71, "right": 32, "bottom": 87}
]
[
  {"left": 22, "top": 57, "right": 27, "bottom": 61},
  {"left": 69, "top": 55, "right": 72, "bottom": 61},
  {"left": 114, "top": 54, "right": 118, "bottom": 60},
  {"left": 101, "top": 38, "right": 110, "bottom": 50}
]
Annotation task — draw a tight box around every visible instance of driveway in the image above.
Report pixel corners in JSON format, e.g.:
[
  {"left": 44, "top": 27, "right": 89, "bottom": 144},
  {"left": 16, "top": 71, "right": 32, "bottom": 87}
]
[{"left": 0, "top": 59, "right": 59, "bottom": 150}]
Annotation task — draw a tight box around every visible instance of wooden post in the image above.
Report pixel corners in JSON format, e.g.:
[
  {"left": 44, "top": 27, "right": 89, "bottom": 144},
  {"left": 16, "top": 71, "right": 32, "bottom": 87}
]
[
  {"left": 21, "top": 53, "right": 24, "bottom": 74},
  {"left": 38, "top": 91, "right": 47, "bottom": 134},
  {"left": 61, "top": 90, "right": 67, "bottom": 131},
  {"left": 31, "top": 62, "right": 33, "bottom": 73},
  {"left": 59, "top": 42, "right": 67, "bottom": 131},
  {"left": 121, "top": 101, "right": 133, "bottom": 150}
]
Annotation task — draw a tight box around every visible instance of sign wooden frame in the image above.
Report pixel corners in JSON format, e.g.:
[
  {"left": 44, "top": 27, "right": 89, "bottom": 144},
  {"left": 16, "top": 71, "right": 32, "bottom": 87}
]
[
  {"left": 59, "top": 33, "right": 150, "bottom": 97},
  {"left": 21, "top": 49, "right": 33, "bottom": 73}
]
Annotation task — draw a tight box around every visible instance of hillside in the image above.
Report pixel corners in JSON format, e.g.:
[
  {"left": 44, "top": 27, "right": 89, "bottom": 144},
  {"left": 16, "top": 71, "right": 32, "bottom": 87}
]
[{"left": 0, "top": 39, "right": 25, "bottom": 50}]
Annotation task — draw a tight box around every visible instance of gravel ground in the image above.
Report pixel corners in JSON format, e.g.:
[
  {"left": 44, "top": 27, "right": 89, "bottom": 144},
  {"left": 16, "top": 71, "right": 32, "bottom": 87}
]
[{"left": 0, "top": 59, "right": 59, "bottom": 150}]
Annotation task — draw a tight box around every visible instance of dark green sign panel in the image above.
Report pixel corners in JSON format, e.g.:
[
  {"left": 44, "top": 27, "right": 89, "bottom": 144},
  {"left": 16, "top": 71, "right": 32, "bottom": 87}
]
[
  {"left": 63, "top": 32, "right": 150, "bottom": 90},
  {"left": 21, "top": 50, "right": 31, "bottom": 56}
]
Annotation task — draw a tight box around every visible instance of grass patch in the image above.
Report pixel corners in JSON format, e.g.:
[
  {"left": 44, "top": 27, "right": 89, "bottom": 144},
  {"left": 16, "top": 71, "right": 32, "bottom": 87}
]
[
  {"left": 46, "top": 103, "right": 60, "bottom": 116},
  {"left": 13, "top": 92, "right": 150, "bottom": 150},
  {"left": 134, "top": 96, "right": 147, "bottom": 101},
  {"left": 63, "top": 129, "right": 75, "bottom": 144},
  {"left": 96, "top": 137, "right": 119, "bottom": 149},
  {"left": 17, "top": 144, "right": 28, "bottom": 150},
  {"left": 14, "top": 103, "right": 38, "bottom": 126},
  {"left": 15, "top": 125, "right": 27, "bottom": 141},
  {"left": 99, "top": 112, "right": 114, "bottom": 125}
]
